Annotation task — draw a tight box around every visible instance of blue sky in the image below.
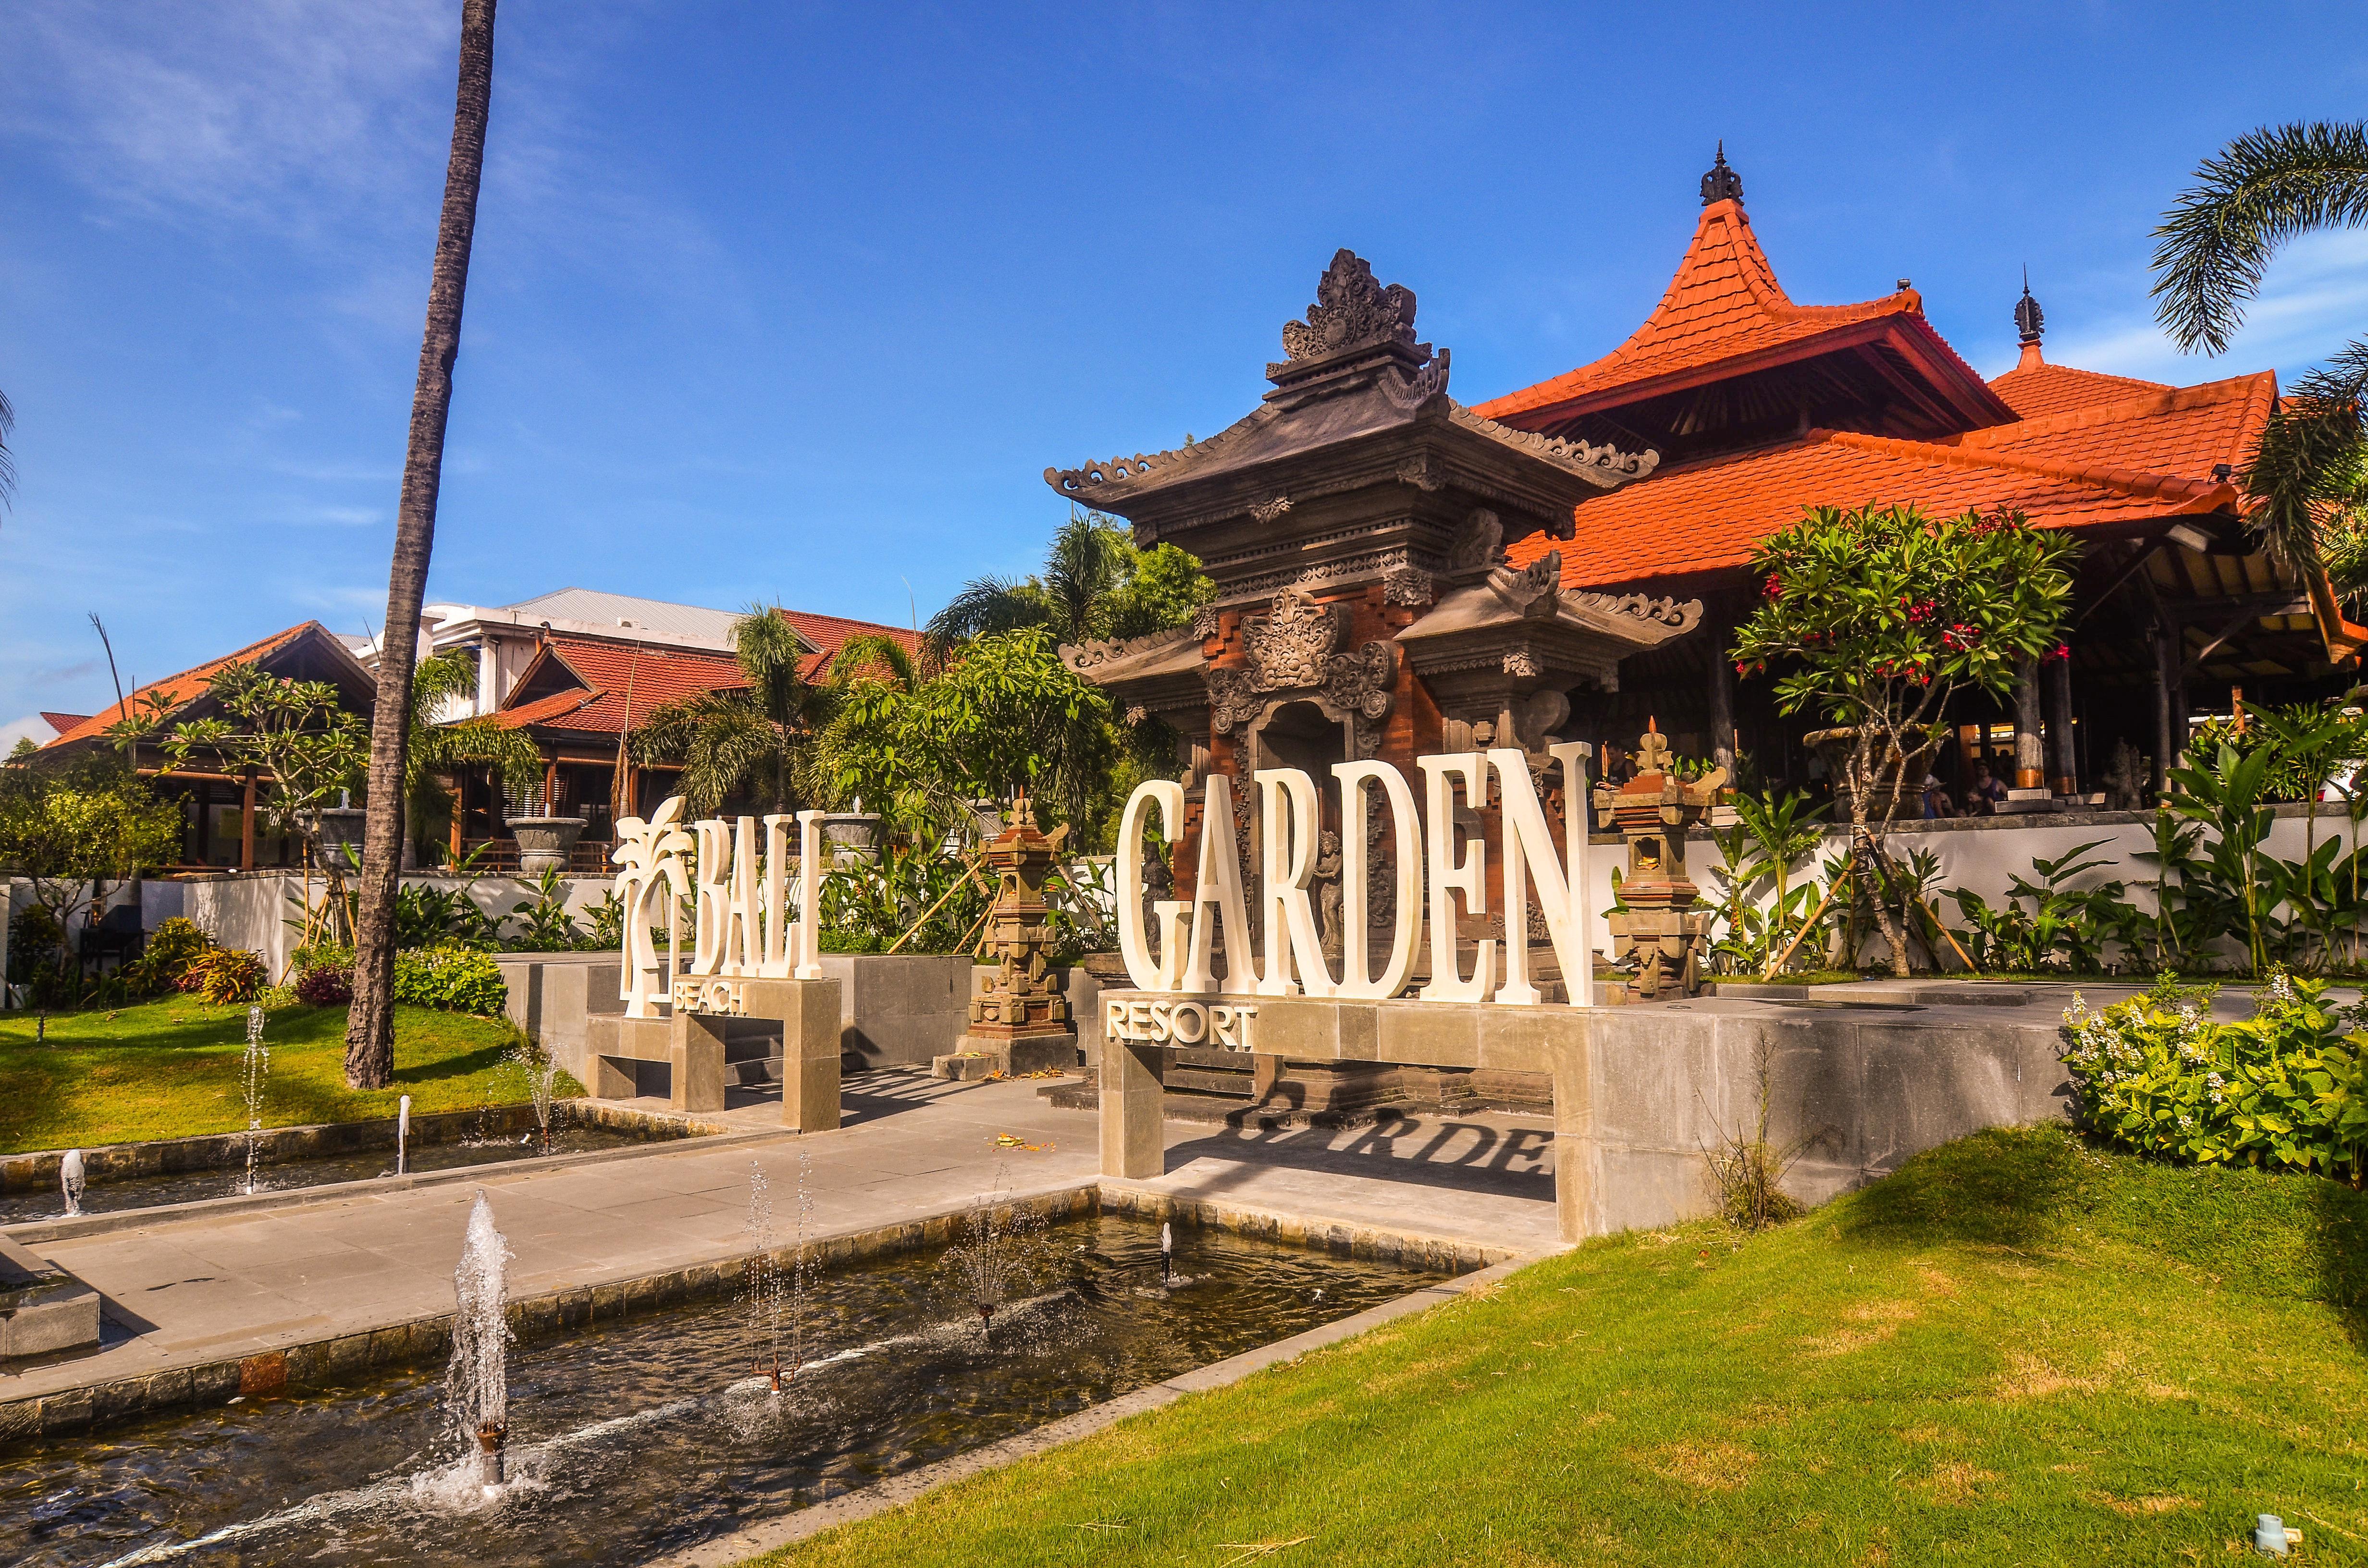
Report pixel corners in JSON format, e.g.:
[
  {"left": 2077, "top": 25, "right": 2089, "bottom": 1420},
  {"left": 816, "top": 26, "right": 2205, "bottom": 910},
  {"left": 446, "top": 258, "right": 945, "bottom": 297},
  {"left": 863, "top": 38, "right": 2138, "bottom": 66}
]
[{"left": 3, "top": 1, "right": 2365, "bottom": 744}]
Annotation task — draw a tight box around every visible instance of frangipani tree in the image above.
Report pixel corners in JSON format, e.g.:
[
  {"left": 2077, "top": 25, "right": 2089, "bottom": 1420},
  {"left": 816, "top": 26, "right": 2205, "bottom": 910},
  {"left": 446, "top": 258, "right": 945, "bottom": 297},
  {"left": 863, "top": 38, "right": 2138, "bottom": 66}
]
[{"left": 1732, "top": 504, "right": 2075, "bottom": 975}]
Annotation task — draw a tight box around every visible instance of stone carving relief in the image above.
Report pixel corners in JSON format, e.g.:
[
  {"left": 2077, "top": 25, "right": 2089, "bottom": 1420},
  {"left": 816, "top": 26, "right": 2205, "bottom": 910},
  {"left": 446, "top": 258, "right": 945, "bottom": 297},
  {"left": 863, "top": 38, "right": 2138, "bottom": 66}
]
[
  {"left": 1250, "top": 495, "right": 1293, "bottom": 524},
  {"left": 1495, "top": 550, "right": 1562, "bottom": 616},
  {"left": 1281, "top": 249, "right": 1421, "bottom": 361},
  {"left": 1394, "top": 453, "right": 1445, "bottom": 492},
  {"left": 1381, "top": 566, "right": 1434, "bottom": 607},
  {"left": 1205, "top": 585, "right": 1400, "bottom": 755},
  {"left": 1191, "top": 604, "right": 1222, "bottom": 640},
  {"left": 1061, "top": 625, "right": 1198, "bottom": 675},
  {"left": 1502, "top": 650, "right": 1540, "bottom": 678},
  {"left": 1448, "top": 508, "right": 1505, "bottom": 574},
  {"left": 1568, "top": 590, "right": 1700, "bottom": 631}
]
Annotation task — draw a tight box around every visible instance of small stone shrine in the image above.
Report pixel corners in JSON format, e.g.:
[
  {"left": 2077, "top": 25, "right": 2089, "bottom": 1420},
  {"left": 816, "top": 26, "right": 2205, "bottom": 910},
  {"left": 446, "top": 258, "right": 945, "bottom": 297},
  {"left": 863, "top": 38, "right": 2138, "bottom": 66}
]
[
  {"left": 1593, "top": 723, "right": 1726, "bottom": 999},
  {"left": 956, "top": 795, "right": 1078, "bottom": 1073}
]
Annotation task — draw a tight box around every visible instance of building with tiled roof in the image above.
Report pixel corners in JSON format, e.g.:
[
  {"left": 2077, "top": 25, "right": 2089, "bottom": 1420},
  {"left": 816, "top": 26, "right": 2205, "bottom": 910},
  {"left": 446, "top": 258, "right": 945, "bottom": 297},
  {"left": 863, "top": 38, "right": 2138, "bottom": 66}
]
[
  {"left": 1052, "top": 148, "right": 2354, "bottom": 819},
  {"left": 1464, "top": 153, "right": 2356, "bottom": 801},
  {"left": 403, "top": 594, "right": 919, "bottom": 865},
  {"left": 34, "top": 621, "right": 376, "bottom": 870}
]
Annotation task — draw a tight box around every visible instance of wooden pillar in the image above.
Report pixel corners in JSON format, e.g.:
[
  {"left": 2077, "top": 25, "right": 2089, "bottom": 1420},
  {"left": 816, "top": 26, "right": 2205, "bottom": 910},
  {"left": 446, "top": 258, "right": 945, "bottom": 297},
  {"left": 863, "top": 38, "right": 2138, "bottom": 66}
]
[
  {"left": 2043, "top": 656, "right": 2077, "bottom": 796},
  {"left": 2152, "top": 621, "right": 2182, "bottom": 797},
  {"left": 2012, "top": 659, "right": 2045, "bottom": 790},
  {"left": 239, "top": 767, "right": 258, "bottom": 871},
  {"left": 1705, "top": 625, "right": 1736, "bottom": 777},
  {"left": 542, "top": 756, "right": 558, "bottom": 816},
  {"left": 449, "top": 770, "right": 467, "bottom": 862}
]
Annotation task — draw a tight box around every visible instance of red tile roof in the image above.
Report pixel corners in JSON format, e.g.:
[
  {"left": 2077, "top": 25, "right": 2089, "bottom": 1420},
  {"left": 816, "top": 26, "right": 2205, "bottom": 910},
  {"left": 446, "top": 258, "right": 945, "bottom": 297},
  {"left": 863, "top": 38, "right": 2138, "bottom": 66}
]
[
  {"left": 776, "top": 610, "right": 923, "bottom": 681},
  {"left": 1516, "top": 422, "right": 2242, "bottom": 591},
  {"left": 1950, "top": 371, "right": 2273, "bottom": 480},
  {"left": 1988, "top": 354, "right": 2171, "bottom": 419},
  {"left": 43, "top": 623, "right": 320, "bottom": 749},
  {"left": 39, "top": 712, "right": 92, "bottom": 736},
  {"left": 1476, "top": 200, "right": 1949, "bottom": 423},
  {"left": 500, "top": 636, "right": 746, "bottom": 735}
]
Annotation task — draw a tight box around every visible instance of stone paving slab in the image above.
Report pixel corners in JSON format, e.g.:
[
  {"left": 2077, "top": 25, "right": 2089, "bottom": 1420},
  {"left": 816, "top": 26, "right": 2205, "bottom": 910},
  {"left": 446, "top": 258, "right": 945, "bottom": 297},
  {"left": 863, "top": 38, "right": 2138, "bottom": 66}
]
[{"left": 1, "top": 1071, "right": 1559, "bottom": 1411}]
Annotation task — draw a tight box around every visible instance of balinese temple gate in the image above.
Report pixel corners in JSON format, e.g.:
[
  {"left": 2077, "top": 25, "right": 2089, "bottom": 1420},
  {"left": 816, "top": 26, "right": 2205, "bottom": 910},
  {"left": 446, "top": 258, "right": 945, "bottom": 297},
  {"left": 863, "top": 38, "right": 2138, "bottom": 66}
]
[{"left": 1051, "top": 250, "right": 1705, "bottom": 1238}]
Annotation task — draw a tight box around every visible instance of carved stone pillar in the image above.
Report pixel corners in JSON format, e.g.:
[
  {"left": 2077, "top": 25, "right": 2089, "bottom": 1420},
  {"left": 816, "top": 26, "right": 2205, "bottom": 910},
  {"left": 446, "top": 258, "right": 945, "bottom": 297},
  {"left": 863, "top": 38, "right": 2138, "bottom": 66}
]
[{"left": 2012, "top": 658, "right": 2045, "bottom": 790}]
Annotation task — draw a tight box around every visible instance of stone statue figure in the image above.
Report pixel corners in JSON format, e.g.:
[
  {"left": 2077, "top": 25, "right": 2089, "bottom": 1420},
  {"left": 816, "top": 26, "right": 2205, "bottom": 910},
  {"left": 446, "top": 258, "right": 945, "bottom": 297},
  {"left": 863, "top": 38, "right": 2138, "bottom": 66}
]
[
  {"left": 1313, "top": 828, "right": 1345, "bottom": 965},
  {"left": 2102, "top": 741, "right": 2149, "bottom": 811}
]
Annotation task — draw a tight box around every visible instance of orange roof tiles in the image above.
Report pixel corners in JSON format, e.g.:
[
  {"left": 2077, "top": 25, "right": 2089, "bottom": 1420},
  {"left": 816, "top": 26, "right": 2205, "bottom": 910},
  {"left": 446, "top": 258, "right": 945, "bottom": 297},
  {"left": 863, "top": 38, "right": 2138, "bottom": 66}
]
[
  {"left": 1988, "top": 356, "right": 2171, "bottom": 419},
  {"left": 39, "top": 712, "right": 91, "bottom": 736},
  {"left": 1950, "top": 372, "right": 2273, "bottom": 479},
  {"left": 44, "top": 623, "right": 319, "bottom": 749},
  {"left": 508, "top": 636, "right": 746, "bottom": 735},
  {"left": 776, "top": 610, "right": 922, "bottom": 681},
  {"left": 1476, "top": 200, "right": 1932, "bottom": 422},
  {"left": 1514, "top": 425, "right": 2242, "bottom": 592}
]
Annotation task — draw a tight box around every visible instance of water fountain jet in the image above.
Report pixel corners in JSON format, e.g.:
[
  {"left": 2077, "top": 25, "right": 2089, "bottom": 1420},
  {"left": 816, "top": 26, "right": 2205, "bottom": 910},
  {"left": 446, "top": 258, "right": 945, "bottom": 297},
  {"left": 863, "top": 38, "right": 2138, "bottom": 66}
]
[
  {"left": 239, "top": 1005, "right": 270, "bottom": 1195},
  {"left": 446, "top": 1192, "right": 513, "bottom": 1495},
  {"left": 397, "top": 1094, "right": 411, "bottom": 1176},
  {"left": 60, "top": 1148, "right": 85, "bottom": 1217}
]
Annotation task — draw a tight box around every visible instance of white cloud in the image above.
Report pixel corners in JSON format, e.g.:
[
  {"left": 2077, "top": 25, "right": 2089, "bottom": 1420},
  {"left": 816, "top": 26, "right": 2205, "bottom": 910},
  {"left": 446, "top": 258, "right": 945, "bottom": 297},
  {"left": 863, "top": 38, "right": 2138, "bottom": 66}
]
[
  {"left": 0, "top": 714, "right": 62, "bottom": 752},
  {"left": 2052, "top": 230, "right": 2368, "bottom": 385},
  {"left": 4, "top": 0, "right": 453, "bottom": 233}
]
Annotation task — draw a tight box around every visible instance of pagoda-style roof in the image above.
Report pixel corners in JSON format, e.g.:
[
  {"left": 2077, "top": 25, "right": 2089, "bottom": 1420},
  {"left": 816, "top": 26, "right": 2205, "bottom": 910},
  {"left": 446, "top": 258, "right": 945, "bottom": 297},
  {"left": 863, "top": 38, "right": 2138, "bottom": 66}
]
[
  {"left": 1045, "top": 250, "right": 1657, "bottom": 601},
  {"left": 1476, "top": 193, "right": 2014, "bottom": 463}
]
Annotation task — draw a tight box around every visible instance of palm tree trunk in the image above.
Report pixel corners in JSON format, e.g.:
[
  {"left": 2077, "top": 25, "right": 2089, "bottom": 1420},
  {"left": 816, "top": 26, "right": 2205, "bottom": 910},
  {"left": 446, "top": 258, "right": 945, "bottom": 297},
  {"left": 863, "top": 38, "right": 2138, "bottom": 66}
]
[{"left": 346, "top": 0, "right": 497, "bottom": 1090}]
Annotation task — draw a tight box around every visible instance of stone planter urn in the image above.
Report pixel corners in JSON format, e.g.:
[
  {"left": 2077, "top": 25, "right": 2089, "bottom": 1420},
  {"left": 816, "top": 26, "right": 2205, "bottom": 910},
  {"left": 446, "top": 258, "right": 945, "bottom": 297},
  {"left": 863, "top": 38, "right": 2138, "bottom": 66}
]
[
  {"left": 1803, "top": 727, "right": 1938, "bottom": 820},
  {"left": 506, "top": 816, "right": 588, "bottom": 874},
  {"left": 965, "top": 798, "right": 1005, "bottom": 843},
  {"left": 820, "top": 811, "right": 883, "bottom": 864},
  {"left": 313, "top": 808, "right": 368, "bottom": 873}
]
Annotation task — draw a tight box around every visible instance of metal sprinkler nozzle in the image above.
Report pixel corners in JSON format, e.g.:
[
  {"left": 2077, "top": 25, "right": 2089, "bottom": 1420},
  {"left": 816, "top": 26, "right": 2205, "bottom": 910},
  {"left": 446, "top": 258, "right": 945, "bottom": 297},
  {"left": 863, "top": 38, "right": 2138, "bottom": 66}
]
[{"left": 475, "top": 1421, "right": 507, "bottom": 1488}]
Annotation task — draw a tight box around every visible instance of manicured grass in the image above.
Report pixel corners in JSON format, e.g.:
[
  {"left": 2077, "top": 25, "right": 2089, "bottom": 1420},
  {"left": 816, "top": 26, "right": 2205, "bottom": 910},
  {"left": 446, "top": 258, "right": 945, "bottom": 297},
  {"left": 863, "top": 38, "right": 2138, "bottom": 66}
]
[
  {"left": 763, "top": 1127, "right": 2368, "bottom": 1567},
  {"left": 0, "top": 998, "right": 577, "bottom": 1154}
]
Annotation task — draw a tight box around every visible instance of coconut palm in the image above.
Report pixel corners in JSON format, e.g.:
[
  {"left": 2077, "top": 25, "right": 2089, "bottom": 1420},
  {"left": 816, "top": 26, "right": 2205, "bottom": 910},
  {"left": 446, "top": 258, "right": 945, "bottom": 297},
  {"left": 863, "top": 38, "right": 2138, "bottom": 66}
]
[
  {"left": 629, "top": 605, "right": 831, "bottom": 818},
  {"left": 2152, "top": 121, "right": 2368, "bottom": 577},
  {"left": 405, "top": 648, "right": 541, "bottom": 851},
  {"left": 348, "top": 0, "right": 498, "bottom": 1090},
  {"left": 0, "top": 386, "right": 17, "bottom": 513},
  {"left": 926, "top": 507, "right": 1212, "bottom": 662}
]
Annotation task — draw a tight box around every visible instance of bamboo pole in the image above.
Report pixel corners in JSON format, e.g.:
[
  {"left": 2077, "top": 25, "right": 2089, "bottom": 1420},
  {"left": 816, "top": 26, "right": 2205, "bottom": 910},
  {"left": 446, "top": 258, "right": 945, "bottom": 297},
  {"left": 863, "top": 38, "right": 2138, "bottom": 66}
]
[
  {"left": 885, "top": 852, "right": 987, "bottom": 955},
  {"left": 1764, "top": 868, "right": 1850, "bottom": 980}
]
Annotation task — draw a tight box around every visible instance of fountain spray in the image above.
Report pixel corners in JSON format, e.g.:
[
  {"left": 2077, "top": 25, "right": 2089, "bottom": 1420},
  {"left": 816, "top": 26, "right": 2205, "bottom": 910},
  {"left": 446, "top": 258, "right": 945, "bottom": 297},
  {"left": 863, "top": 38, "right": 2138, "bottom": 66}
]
[
  {"left": 741, "top": 1160, "right": 785, "bottom": 1391},
  {"left": 60, "top": 1149, "right": 85, "bottom": 1218},
  {"left": 239, "top": 1005, "right": 269, "bottom": 1196},
  {"left": 397, "top": 1095, "right": 411, "bottom": 1176},
  {"left": 447, "top": 1192, "right": 513, "bottom": 1493},
  {"left": 1160, "top": 1221, "right": 1172, "bottom": 1286}
]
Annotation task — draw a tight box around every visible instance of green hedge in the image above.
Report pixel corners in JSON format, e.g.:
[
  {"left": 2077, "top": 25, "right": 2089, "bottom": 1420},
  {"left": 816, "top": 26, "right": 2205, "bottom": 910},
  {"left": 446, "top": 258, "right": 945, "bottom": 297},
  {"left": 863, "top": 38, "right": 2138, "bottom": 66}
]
[{"left": 390, "top": 946, "right": 509, "bottom": 1017}]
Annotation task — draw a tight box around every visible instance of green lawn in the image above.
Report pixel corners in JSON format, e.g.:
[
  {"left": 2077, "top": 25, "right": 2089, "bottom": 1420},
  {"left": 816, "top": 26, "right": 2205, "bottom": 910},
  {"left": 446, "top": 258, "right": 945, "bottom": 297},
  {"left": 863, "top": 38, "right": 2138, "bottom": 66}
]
[
  {"left": 765, "top": 1127, "right": 2368, "bottom": 1567},
  {"left": 0, "top": 998, "right": 570, "bottom": 1154}
]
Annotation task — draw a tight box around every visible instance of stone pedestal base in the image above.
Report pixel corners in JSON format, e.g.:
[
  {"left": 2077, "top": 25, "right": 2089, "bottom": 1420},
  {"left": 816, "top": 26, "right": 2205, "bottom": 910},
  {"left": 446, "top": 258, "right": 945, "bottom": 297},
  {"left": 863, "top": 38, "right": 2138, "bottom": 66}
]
[
  {"left": 956, "top": 1031, "right": 1077, "bottom": 1076},
  {"left": 733, "top": 978, "right": 842, "bottom": 1133},
  {"left": 584, "top": 1016, "right": 685, "bottom": 1104},
  {"left": 932, "top": 1051, "right": 995, "bottom": 1081},
  {"left": 585, "top": 977, "right": 842, "bottom": 1130},
  {"left": 0, "top": 1235, "right": 100, "bottom": 1360}
]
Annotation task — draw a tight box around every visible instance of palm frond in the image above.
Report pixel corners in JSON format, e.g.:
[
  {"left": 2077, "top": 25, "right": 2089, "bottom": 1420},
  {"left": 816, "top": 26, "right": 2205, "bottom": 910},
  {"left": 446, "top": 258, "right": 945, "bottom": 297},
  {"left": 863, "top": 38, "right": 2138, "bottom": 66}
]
[
  {"left": 0, "top": 387, "right": 15, "bottom": 512},
  {"left": 925, "top": 575, "right": 1047, "bottom": 662},
  {"left": 2241, "top": 337, "right": 2368, "bottom": 572},
  {"left": 2152, "top": 121, "right": 2368, "bottom": 354}
]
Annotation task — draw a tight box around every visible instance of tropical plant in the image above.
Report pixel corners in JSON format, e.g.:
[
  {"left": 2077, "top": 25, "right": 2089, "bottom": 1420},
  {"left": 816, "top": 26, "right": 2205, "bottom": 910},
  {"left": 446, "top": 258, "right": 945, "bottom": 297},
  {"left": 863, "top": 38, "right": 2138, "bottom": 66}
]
[
  {"left": 1732, "top": 503, "right": 2076, "bottom": 975},
  {"left": 1704, "top": 789, "right": 1826, "bottom": 975},
  {"left": 631, "top": 604, "right": 834, "bottom": 819},
  {"left": 2064, "top": 972, "right": 2368, "bottom": 1182},
  {"left": 582, "top": 890, "right": 626, "bottom": 951},
  {"left": 348, "top": 0, "right": 499, "bottom": 1091},
  {"left": 6, "top": 902, "right": 69, "bottom": 1006},
  {"left": 178, "top": 946, "right": 267, "bottom": 1006},
  {"left": 2164, "top": 741, "right": 2283, "bottom": 974},
  {"left": 925, "top": 507, "right": 1213, "bottom": 662},
  {"left": 1947, "top": 839, "right": 2132, "bottom": 974},
  {"left": 818, "top": 843, "right": 990, "bottom": 955},
  {"left": 294, "top": 958, "right": 355, "bottom": 1008},
  {"left": 2152, "top": 121, "right": 2368, "bottom": 578},
  {"left": 506, "top": 866, "right": 584, "bottom": 951},
  {"left": 124, "top": 917, "right": 215, "bottom": 997},
  {"left": 405, "top": 648, "right": 542, "bottom": 854},
  {"left": 0, "top": 384, "right": 15, "bottom": 513},
  {"left": 393, "top": 881, "right": 502, "bottom": 951}
]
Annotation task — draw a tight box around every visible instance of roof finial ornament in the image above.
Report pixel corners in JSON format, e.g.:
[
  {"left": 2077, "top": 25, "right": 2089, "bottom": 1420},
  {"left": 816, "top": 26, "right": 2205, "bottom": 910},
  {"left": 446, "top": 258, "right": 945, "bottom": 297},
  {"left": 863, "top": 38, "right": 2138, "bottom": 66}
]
[
  {"left": 2014, "top": 266, "right": 2045, "bottom": 345},
  {"left": 1700, "top": 141, "right": 1743, "bottom": 208}
]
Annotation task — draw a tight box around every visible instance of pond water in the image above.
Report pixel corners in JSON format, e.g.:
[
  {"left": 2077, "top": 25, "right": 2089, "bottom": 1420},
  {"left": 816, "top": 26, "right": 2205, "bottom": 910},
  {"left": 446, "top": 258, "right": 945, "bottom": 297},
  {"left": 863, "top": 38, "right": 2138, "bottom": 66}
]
[
  {"left": 0, "top": 1124, "right": 664, "bottom": 1226},
  {"left": 2, "top": 1214, "right": 1444, "bottom": 1567}
]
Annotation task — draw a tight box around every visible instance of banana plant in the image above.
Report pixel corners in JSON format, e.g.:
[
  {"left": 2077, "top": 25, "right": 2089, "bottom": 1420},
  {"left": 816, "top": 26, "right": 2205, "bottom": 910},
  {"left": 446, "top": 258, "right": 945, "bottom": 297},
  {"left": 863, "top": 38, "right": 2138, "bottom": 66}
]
[
  {"left": 1704, "top": 789, "right": 1825, "bottom": 973},
  {"left": 2165, "top": 742, "right": 2282, "bottom": 974}
]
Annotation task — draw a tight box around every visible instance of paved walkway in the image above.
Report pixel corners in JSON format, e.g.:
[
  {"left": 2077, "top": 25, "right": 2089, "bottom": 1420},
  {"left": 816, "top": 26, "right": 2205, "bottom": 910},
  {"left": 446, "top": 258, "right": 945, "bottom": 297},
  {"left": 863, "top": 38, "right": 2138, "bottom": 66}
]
[{"left": 1, "top": 1072, "right": 1557, "bottom": 1405}]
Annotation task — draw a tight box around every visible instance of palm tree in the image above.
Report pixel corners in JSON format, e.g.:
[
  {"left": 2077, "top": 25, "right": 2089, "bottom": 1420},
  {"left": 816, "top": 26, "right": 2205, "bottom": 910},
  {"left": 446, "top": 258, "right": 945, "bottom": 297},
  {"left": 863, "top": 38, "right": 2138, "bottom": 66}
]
[
  {"left": 0, "top": 386, "right": 16, "bottom": 514},
  {"left": 2152, "top": 121, "right": 2368, "bottom": 576},
  {"left": 347, "top": 0, "right": 497, "bottom": 1091},
  {"left": 927, "top": 507, "right": 1204, "bottom": 662},
  {"left": 404, "top": 649, "right": 541, "bottom": 854},
  {"left": 629, "top": 606, "right": 831, "bottom": 818}
]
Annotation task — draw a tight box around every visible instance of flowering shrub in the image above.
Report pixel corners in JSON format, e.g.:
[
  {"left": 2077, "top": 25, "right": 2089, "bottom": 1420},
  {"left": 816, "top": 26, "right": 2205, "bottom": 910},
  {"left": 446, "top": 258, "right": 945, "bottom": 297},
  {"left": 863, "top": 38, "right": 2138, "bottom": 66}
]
[
  {"left": 392, "top": 945, "right": 508, "bottom": 1017},
  {"left": 2063, "top": 972, "right": 2368, "bottom": 1179},
  {"left": 176, "top": 946, "right": 267, "bottom": 1006}
]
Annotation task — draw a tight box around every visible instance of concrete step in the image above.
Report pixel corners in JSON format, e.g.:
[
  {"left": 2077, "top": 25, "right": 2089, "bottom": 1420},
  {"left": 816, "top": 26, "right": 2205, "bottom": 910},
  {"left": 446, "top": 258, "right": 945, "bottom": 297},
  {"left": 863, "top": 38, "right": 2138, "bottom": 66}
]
[{"left": 1165, "top": 1065, "right": 1254, "bottom": 1098}]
